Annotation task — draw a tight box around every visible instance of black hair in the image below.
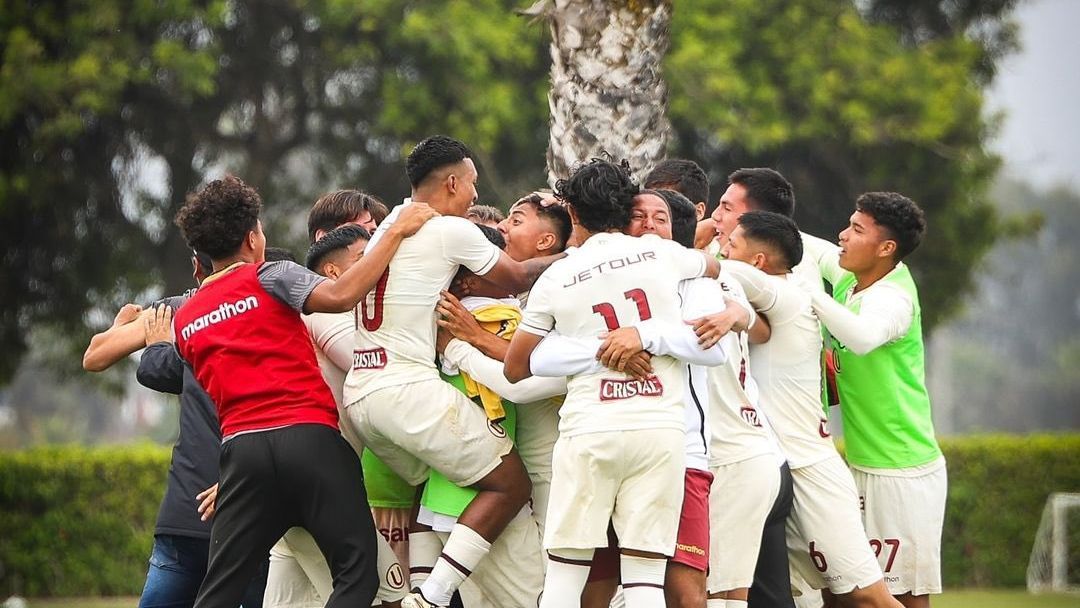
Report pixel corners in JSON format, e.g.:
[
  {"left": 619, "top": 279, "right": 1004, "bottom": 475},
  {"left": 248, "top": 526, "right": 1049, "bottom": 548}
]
[
  {"left": 175, "top": 176, "right": 261, "bottom": 260},
  {"left": 554, "top": 159, "right": 638, "bottom": 233},
  {"left": 728, "top": 168, "right": 796, "bottom": 218},
  {"left": 655, "top": 189, "right": 697, "bottom": 249},
  {"left": 305, "top": 224, "right": 371, "bottom": 272},
  {"left": 512, "top": 193, "right": 573, "bottom": 253},
  {"left": 406, "top": 135, "right": 473, "bottom": 187},
  {"left": 737, "top": 211, "right": 804, "bottom": 271},
  {"left": 854, "top": 192, "right": 926, "bottom": 260},
  {"left": 475, "top": 223, "right": 506, "bottom": 250},
  {"left": 306, "top": 189, "right": 384, "bottom": 243},
  {"left": 264, "top": 247, "right": 297, "bottom": 264},
  {"left": 645, "top": 159, "right": 710, "bottom": 212}
]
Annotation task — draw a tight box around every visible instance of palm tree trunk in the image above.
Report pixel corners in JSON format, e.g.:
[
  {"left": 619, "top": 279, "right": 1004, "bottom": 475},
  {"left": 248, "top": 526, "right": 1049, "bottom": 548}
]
[{"left": 542, "top": 0, "right": 672, "bottom": 186}]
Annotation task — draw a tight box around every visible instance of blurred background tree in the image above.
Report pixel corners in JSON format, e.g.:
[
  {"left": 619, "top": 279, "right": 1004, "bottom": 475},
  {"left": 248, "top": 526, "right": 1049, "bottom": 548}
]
[{"left": 3, "top": 0, "right": 1056, "bottom": 444}]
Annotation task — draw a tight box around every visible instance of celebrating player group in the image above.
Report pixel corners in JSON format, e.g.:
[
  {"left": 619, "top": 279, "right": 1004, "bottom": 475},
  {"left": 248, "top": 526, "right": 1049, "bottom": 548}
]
[{"left": 85, "top": 135, "right": 946, "bottom": 608}]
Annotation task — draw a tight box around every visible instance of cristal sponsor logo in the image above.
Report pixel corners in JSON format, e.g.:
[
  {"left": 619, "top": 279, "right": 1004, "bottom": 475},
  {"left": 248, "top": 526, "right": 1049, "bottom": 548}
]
[
  {"left": 676, "top": 543, "right": 706, "bottom": 556},
  {"left": 180, "top": 296, "right": 259, "bottom": 340},
  {"left": 740, "top": 406, "right": 762, "bottom": 427},
  {"left": 599, "top": 375, "right": 664, "bottom": 401},
  {"left": 353, "top": 347, "right": 387, "bottom": 370}
]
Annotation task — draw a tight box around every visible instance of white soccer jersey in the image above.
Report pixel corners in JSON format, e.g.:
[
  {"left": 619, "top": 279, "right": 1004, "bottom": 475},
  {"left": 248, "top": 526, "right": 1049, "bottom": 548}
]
[
  {"left": 343, "top": 200, "right": 501, "bottom": 402},
  {"left": 520, "top": 232, "right": 708, "bottom": 437},
  {"left": 706, "top": 271, "right": 785, "bottom": 467},
  {"left": 724, "top": 260, "right": 836, "bottom": 469}
]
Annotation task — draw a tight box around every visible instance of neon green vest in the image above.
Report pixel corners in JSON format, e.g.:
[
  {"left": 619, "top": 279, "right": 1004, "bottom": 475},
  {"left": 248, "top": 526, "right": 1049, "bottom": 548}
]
[
  {"left": 831, "top": 264, "right": 941, "bottom": 468},
  {"left": 419, "top": 372, "right": 518, "bottom": 518}
]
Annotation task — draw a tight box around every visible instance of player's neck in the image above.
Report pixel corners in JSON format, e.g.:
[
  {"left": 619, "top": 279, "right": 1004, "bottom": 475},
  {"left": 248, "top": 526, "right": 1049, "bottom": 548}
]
[
  {"left": 854, "top": 261, "right": 897, "bottom": 293},
  {"left": 410, "top": 190, "right": 457, "bottom": 217}
]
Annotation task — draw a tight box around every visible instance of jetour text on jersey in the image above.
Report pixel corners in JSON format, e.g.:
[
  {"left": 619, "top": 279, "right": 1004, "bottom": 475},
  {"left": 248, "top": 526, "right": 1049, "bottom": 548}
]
[{"left": 562, "top": 251, "right": 657, "bottom": 288}]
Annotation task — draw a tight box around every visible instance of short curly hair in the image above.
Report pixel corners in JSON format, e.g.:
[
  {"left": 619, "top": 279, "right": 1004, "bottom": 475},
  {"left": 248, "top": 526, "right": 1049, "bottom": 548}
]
[
  {"left": 855, "top": 192, "right": 926, "bottom": 260},
  {"left": 174, "top": 176, "right": 262, "bottom": 259},
  {"left": 406, "top": 135, "right": 473, "bottom": 187},
  {"left": 555, "top": 158, "right": 638, "bottom": 233}
]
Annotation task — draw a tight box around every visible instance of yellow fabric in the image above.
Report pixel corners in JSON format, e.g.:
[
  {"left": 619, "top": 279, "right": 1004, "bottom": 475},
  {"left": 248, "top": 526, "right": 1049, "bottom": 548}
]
[{"left": 459, "top": 303, "right": 521, "bottom": 422}]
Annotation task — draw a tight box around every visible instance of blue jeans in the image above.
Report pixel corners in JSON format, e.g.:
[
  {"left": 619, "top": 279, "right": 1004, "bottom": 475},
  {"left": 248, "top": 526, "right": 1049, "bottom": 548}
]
[{"left": 138, "top": 534, "right": 267, "bottom": 608}]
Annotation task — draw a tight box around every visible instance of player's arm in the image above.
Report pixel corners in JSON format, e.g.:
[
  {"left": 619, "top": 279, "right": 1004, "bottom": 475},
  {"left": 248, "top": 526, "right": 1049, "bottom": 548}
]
[
  {"left": 801, "top": 232, "right": 845, "bottom": 285},
  {"left": 83, "top": 304, "right": 146, "bottom": 371},
  {"left": 305, "top": 202, "right": 438, "bottom": 313},
  {"left": 137, "top": 343, "right": 184, "bottom": 395},
  {"left": 444, "top": 339, "right": 568, "bottom": 402},
  {"left": 809, "top": 286, "right": 913, "bottom": 355},
  {"left": 436, "top": 291, "right": 508, "bottom": 361},
  {"left": 504, "top": 329, "right": 544, "bottom": 383},
  {"left": 307, "top": 313, "right": 354, "bottom": 373},
  {"left": 531, "top": 333, "right": 604, "bottom": 377},
  {"left": 748, "top": 311, "right": 772, "bottom": 344},
  {"left": 476, "top": 250, "right": 566, "bottom": 294}
]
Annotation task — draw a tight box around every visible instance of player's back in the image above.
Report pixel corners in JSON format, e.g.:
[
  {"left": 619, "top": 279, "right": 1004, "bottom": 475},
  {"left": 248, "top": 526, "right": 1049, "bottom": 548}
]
[
  {"left": 345, "top": 202, "right": 500, "bottom": 401},
  {"left": 522, "top": 232, "right": 706, "bottom": 437}
]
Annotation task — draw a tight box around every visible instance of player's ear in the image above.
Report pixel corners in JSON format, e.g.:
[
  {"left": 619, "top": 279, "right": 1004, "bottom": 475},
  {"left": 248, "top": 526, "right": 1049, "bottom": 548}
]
[
  {"left": 752, "top": 251, "right": 767, "bottom": 270},
  {"left": 878, "top": 239, "right": 897, "bottom": 260},
  {"left": 323, "top": 261, "right": 340, "bottom": 281},
  {"left": 694, "top": 201, "right": 706, "bottom": 221},
  {"left": 536, "top": 232, "right": 556, "bottom": 253},
  {"left": 446, "top": 173, "right": 458, "bottom": 196}
]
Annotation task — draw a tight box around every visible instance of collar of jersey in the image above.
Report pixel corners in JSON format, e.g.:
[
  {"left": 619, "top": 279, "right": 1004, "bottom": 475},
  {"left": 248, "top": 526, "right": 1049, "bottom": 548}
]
[{"left": 201, "top": 262, "right": 247, "bottom": 287}]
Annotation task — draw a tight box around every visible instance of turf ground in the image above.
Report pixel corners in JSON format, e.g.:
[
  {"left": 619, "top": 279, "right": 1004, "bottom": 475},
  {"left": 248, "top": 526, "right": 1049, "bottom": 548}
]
[{"left": 18, "top": 589, "right": 1080, "bottom": 607}]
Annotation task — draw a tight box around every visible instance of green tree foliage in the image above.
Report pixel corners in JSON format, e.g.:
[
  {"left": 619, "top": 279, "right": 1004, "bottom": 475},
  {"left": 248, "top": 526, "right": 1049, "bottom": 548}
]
[
  {"left": 1, "top": 0, "right": 1018, "bottom": 385},
  {"left": 667, "top": 0, "right": 1015, "bottom": 330},
  {"left": 0, "top": 0, "right": 548, "bottom": 385}
]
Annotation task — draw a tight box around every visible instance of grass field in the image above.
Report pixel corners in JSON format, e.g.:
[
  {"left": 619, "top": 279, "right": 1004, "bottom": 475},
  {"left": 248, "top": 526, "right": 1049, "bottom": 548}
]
[{"left": 16, "top": 589, "right": 1080, "bottom": 607}]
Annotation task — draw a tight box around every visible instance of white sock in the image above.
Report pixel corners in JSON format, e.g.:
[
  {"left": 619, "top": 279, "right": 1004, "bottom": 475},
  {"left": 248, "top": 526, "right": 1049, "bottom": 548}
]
[
  {"left": 706, "top": 599, "right": 727, "bottom": 608},
  {"left": 418, "top": 523, "right": 491, "bottom": 605},
  {"left": 620, "top": 554, "right": 667, "bottom": 608},
  {"left": 408, "top": 530, "right": 443, "bottom": 590},
  {"left": 538, "top": 548, "right": 594, "bottom": 608},
  {"left": 726, "top": 601, "right": 747, "bottom": 608}
]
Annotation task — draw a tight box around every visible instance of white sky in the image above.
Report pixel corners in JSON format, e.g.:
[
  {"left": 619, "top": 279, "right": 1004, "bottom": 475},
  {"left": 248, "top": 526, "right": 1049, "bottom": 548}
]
[{"left": 987, "top": 0, "right": 1080, "bottom": 188}]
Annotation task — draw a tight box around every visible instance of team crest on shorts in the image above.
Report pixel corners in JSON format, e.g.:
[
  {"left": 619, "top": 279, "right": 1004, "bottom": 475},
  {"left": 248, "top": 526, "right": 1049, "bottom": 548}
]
[
  {"left": 599, "top": 375, "right": 664, "bottom": 401},
  {"left": 740, "top": 406, "right": 763, "bottom": 427},
  {"left": 488, "top": 420, "right": 508, "bottom": 438},
  {"left": 386, "top": 562, "right": 405, "bottom": 589}
]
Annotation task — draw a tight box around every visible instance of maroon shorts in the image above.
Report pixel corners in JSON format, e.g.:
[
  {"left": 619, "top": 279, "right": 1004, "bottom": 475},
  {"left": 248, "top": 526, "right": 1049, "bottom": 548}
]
[{"left": 672, "top": 468, "right": 713, "bottom": 571}]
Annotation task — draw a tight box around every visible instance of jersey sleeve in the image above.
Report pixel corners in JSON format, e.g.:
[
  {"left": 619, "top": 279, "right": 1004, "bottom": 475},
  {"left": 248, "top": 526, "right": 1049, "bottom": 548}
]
[
  {"left": 723, "top": 261, "right": 808, "bottom": 325},
  {"left": 519, "top": 272, "right": 557, "bottom": 336},
  {"left": 636, "top": 278, "right": 728, "bottom": 366},
  {"left": 440, "top": 218, "right": 501, "bottom": 275},
  {"left": 136, "top": 342, "right": 185, "bottom": 395},
  {"left": 801, "top": 232, "right": 846, "bottom": 286},
  {"left": 305, "top": 313, "right": 354, "bottom": 372},
  {"left": 530, "top": 332, "right": 603, "bottom": 377},
  {"left": 257, "top": 261, "right": 328, "bottom": 312},
  {"left": 810, "top": 283, "right": 914, "bottom": 355},
  {"left": 656, "top": 237, "right": 708, "bottom": 281},
  {"left": 443, "top": 339, "right": 568, "bottom": 402}
]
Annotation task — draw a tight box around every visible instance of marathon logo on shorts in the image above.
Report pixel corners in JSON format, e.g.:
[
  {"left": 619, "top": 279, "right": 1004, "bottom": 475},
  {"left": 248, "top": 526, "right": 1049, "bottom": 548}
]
[
  {"left": 180, "top": 296, "right": 259, "bottom": 340},
  {"left": 599, "top": 375, "right": 664, "bottom": 401},
  {"left": 353, "top": 347, "right": 387, "bottom": 370}
]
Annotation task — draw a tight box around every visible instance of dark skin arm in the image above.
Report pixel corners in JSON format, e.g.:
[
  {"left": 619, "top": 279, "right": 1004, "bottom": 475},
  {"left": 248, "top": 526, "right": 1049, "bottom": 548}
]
[
  {"left": 504, "top": 330, "right": 544, "bottom": 383},
  {"left": 436, "top": 291, "right": 509, "bottom": 361},
  {"left": 478, "top": 250, "right": 565, "bottom": 295}
]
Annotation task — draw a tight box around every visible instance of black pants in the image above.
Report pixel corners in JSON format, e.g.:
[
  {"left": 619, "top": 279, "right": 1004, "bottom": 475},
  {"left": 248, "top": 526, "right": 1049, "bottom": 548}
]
[
  {"left": 194, "top": 424, "right": 378, "bottom": 608},
  {"left": 749, "top": 462, "right": 796, "bottom": 608}
]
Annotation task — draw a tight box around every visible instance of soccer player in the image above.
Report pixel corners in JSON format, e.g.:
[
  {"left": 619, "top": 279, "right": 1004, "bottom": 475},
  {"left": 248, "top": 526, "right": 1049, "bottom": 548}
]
[
  {"left": 307, "top": 189, "right": 384, "bottom": 241},
  {"left": 466, "top": 204, "right": 506, "bottom": 228},
  {"left": 804, "top": 193, "right": 945, "bottom": 608},
  {"left": 170, "top": 175, "right": 436, "bottom": 608},
  {"left": 503, "top": 160, "right": 720, "bottom": 608},
  {"left": 262, "top": 224, "right": 409, "bottom": 608},
  {"left": 342, "top": 135, "right": 562, "bottom": 608},
  {"left": 721, "top": 211, "right": 902, "bottom": 608},
  {"left": 644, "top": 159, "right": 717, "bottom": 251}
]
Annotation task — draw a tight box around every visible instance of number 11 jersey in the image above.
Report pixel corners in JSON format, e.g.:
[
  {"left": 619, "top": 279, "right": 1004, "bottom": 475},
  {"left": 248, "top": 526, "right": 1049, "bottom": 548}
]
[{"left": 520, "top": 232, "right": 708, "bottom": 437}]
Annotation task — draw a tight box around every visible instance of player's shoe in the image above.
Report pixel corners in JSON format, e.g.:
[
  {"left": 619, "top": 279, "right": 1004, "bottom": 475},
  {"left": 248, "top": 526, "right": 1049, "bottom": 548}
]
[{"left": 400, "top": 591, "right": 442, "bottom": 608}]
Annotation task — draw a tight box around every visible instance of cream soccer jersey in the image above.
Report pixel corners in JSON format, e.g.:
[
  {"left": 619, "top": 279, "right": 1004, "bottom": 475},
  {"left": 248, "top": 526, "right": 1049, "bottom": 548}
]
[
  {"left": 706, "top": 270, "right": 784, "bottom": 467},
  {"left": 520, "top": 232, "right": 708, "bottom": 436},
  {"left": 344, "top": 200, "right": 501, "bottom": 402},
  {"left": 724, "top": 260, "right": 836, "bottom": 469}
]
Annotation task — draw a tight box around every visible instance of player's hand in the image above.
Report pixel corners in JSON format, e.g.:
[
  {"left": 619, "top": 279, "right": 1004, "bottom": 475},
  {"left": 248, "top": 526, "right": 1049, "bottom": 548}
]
[
  {"left": 624, "top": 351, "right": 653, "bottom": 380},
  {"left": 596, "top": 327, "right": 645, "bottom": 373},
  {"left": 689, "top": 302, "right": 749, "bottom": 348},
  {"left": 196, "top": 483, "right": 218, "bottom": 521},
  {"left": 393, "top": 202, "right": 439, "bottom": 237},
  {"left": 435, "top": 325, "right": 453, "bottom": 355},
  {"left": 112, "top": 303, "right": 142, "bottom": 328},
  {"left": 143, "top": 305, "right": 173, "bottom": 346},
  {"left": 436, "top": 291, "right": 485, "bottom": 345}
]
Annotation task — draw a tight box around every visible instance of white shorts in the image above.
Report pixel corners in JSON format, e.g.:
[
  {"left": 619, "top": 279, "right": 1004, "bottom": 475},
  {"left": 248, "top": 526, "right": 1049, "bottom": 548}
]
[
  {"left": 438, "top": 510, "right": 545, "bottom": 608},
  {"left": 345, "top": 379, "right": 514, "bottom": 487},
  {"left": 263, "top": 526, "right": 406, "bottom": 607},
  {"left": 545, "top": 428, "right": 685, "bottom": 555},
  {"left": 851, "top": 457, "right": 947, "bottom": 596},
  {"left": 786, "top": 455, "right": 883, "bottom": 594},
  {"left": 707, "top": 453, "right": 781, "bottom": 592}
]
